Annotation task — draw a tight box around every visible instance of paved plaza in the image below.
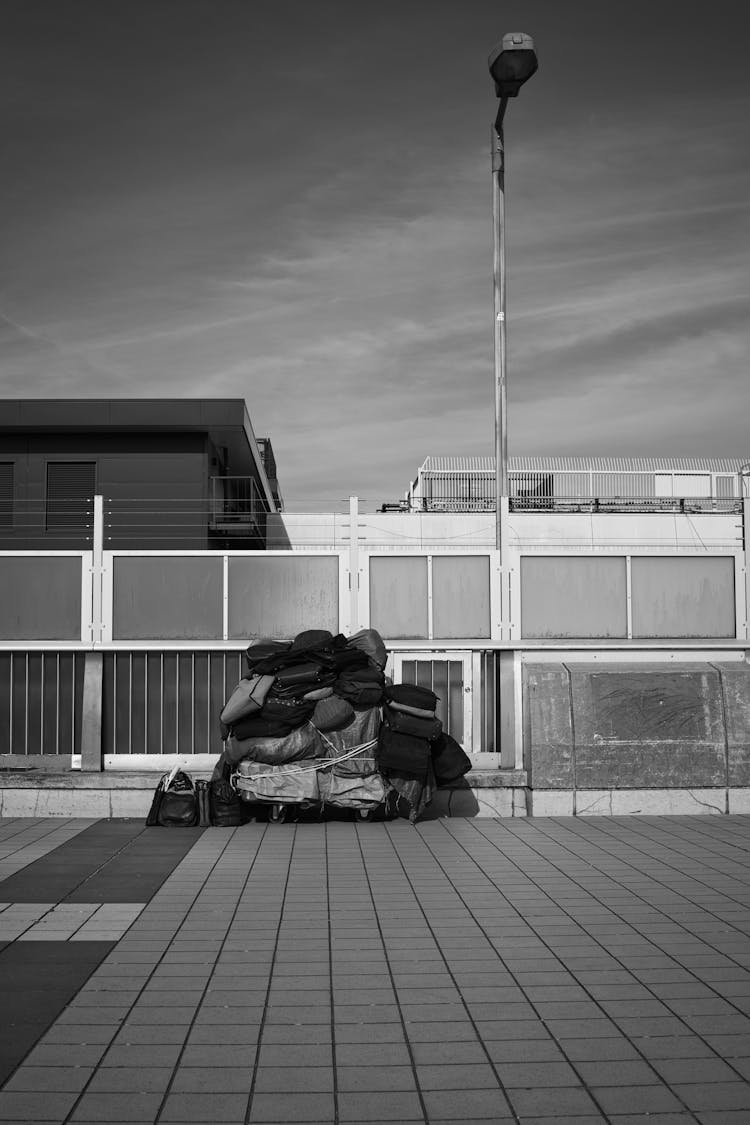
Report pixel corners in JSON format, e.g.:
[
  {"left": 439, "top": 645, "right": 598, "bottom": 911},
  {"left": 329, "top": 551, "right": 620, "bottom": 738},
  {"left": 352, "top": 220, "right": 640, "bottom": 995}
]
[{"left": 1, "top": 814, "right": 750, "bottom": 1123}]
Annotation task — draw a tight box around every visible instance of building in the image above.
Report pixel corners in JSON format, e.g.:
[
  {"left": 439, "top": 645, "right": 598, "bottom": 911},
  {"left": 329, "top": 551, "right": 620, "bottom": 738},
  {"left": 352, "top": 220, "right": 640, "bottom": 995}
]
[
  {"left": 0, "top": 398, "right": 283, "bottom": 551},
  {"left": 403, "top": 455, "right": 748, "bottom": 513}
]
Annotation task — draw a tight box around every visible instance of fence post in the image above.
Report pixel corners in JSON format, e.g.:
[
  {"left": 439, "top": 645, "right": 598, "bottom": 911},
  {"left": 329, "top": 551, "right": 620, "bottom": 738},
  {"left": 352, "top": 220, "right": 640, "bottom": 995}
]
[
  {"left": 349, "top": 495, "right": 360, "bottom": 635},
  {"left": 91, "top": 495, "right": 104, "bottom": 645},
  {"left": 80, "top": 652, "right": 103, "bottom": 771},
  {"left": 80, "top": 496, "right": 104, "bottom": 770},
  {"left": 498, "top": 649, "right": 521, "bottom": 769},
  {"left": 744, "top": 497, "right": 750, "bottom": 642}
]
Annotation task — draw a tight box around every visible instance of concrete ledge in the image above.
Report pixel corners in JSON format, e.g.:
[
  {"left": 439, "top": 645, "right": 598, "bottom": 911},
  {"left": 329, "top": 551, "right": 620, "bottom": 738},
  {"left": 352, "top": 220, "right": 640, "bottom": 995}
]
[
  {"left": 0, "top": 768, "right": 530, "bottom": 819},
  {"left": 529, "top": 787, "right": 744, "bottom": 816}
]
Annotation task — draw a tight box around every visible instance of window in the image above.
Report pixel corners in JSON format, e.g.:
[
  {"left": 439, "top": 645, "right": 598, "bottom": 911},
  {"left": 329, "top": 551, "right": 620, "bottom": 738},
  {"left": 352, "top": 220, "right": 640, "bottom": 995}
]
[
  {"left": 0, "top": 463, "right": 13, "bottom": 527},
  {"left": 46, "top": 462, "right": 96, "bottom": 531}
]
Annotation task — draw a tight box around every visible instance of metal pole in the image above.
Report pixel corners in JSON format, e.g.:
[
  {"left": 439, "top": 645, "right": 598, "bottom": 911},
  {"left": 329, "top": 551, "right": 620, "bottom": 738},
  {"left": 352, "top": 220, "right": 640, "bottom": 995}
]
[{"left": 492, "top": 99, "right": 508, "bottom": 556}]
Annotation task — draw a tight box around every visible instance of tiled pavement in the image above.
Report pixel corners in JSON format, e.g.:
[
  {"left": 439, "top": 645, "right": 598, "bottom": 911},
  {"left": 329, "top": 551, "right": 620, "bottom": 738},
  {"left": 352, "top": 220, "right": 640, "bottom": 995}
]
[{"left": 0, "top": 815, "right": 750, "bottom": 1122}]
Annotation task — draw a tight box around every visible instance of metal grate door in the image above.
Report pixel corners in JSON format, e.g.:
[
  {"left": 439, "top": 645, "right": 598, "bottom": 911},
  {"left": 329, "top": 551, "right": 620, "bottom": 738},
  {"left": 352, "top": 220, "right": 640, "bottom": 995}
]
[{"left": 390, "top": 651, "right": 472, "bottom": 748}]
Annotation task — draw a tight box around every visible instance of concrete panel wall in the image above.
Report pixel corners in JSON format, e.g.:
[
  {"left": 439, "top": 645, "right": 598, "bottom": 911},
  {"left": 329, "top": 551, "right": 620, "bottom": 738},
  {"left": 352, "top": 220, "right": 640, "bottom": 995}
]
[
  {"left": 227, "top": 555, "right": 339, "bottom": 639},
  {"left": 369, "top": 557, "right": 428, "bottom": 639},
  {"left": 432, "top": 556, "right": 491, "bottom": 639},
  {"left": 0, "top": 556, "right": 82, "bottom": 640},
  {"left": 521, "top": 556, "right": 627, "bottom": 638},
  {"left": 631, "top": 556, "right": 736, "bottom": 638},
  {"left": 112, "top": 556, "right": 223, "bottom": 639}
]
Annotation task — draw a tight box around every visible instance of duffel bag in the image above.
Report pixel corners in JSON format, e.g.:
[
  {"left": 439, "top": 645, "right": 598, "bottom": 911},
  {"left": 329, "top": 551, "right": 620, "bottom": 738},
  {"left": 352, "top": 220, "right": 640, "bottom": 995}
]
[
  {"left": 209, "top": 760, "right": 244, "bottom": 826},
  {"left": 346, "top": 627, "right": 388, "bottom": 669},
  {"left": 431, "top": 732, "right": 473, "bottom": 786},
  {"left": 383, "top": 703, "right": 442, "bottom": 741},
  {"left": 220, "top": 674, "right": 275, "bottom": 725},
  {"left": 384, "top": 683, "right": 439, "bottom": 711},
  {"left": 226, "top": 723, "right": 323, "bottom": 766},
  {"left": 270, "top": 661, "right": 327, "bottom": 693},
  {"left": 376, "top": 722, "right": 431, "bottom": 780}
]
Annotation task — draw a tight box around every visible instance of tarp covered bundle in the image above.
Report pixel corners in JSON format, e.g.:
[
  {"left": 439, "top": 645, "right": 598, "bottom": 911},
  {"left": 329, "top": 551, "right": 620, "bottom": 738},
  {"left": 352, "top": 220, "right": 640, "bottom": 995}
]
[{"left": 215, "top": 627, "right": 468, "bottom": 820}]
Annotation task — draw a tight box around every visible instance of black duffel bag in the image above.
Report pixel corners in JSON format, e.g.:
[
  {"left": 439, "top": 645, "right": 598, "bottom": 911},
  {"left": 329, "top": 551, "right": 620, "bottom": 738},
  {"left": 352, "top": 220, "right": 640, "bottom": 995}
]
[
  {"left": 431, "top": 732, "right": 472, "bottom": 786},
  {"left": 376, "top": 720, "right": 431, "bottom": 781},
  {"left": 385, "top": 683, "right": 439, "bottom": 711},
  {"left": 209, "top": 763, "right": 243, "bottom": 827}
]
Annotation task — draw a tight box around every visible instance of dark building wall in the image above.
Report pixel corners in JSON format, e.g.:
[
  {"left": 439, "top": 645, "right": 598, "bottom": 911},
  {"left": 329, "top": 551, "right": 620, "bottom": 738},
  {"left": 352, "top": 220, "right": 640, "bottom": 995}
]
[
  {"left": 0, "top": 433, "right": 210, "bottom": 550},
  {"left": 0, "top": 399, "right": 276, "bottom": 551}
]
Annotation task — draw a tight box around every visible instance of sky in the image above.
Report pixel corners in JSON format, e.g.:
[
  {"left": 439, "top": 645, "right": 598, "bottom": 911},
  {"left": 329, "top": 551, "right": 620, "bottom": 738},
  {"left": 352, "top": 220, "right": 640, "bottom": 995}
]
[{"left": 1, "top": 0, "right": 749, "bottom": 510}]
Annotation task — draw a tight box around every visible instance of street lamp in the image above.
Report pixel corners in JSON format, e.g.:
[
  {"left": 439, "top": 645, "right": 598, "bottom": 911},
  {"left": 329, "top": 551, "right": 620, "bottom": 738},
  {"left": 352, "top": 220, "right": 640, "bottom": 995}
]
[{"left": 488, "top": 32, "right": 538, "bottom": 554}]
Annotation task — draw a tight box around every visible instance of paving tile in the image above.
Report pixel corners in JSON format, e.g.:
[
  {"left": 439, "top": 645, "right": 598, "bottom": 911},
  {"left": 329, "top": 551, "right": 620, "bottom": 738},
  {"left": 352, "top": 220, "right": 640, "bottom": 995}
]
[
  {"left": 494, "top": 1059, "right": 583, "bottom": 1087},
  {"left": 0, "top": 1090, "right": 80, "bottom": 1121},
  {"left": 415, "top": 1063, "right": 499, "bottom": 1091},
  {"left": 409, "top": 1041, "right": 486, "bottom": 1065},
  {"left": 420, "top": 1088, "right": 513, "bottom": 1119},
  {"left": 336, "top": 1091, "right": 423, "bottom": 1121},
  {"left": 506, "top": 1085, "right": 602, "bottom": 1117},
  {"left": 337, "top": 1065, "right": 419, "bottom": 1092},
  {"left": 257, "top": 1044, "right": 333, "bottom": 1068},
  {"left": 2, "top": 1066, "right": 94, "bottom": 1092},
  {"left": 650, "top": 1057, "right": 742, "bottom": 1084},
  {"left": 159, "top": 1092, "right": 250, "bottom": 1121},
  {"left": 254, "top": 1066, "right": 334, "bottom": 1093},
  {"left": 589, "top": 1084, "right": 686, "bottom": 1114},
  {"left": 247, "top": 1092, "right": 335, "bottom": 1122},
  {"left": 673, "top": 1083, "right": 750, "bottom": 1112},
  {"left": 68, "top": 1092, "right": 165, "bottom": 1120}
]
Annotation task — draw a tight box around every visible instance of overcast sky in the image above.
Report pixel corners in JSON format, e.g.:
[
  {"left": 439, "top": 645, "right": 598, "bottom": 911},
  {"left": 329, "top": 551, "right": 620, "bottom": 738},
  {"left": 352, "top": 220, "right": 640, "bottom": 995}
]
[{"left": 1, "top": 0, "right": 748, "bottom": 509}]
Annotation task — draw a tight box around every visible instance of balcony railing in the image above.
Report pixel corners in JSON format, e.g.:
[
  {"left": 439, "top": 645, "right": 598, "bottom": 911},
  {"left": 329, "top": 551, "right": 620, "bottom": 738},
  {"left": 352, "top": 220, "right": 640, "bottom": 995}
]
[{"left": 209, "top": 476, "right": 267, "bottom": 533}]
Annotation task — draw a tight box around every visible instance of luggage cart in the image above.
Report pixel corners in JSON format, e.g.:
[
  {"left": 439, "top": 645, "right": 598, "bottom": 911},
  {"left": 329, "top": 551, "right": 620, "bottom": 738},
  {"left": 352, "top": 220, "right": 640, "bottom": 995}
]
[{"left": 231, "top": 709, "right": 390, "bottom": 822}]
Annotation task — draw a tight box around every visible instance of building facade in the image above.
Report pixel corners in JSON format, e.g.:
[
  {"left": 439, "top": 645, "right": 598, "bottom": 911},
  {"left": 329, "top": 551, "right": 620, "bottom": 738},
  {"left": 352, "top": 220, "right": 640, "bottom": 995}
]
[{"left": 0, "top": 399, "right": 282, "bottom": 551}]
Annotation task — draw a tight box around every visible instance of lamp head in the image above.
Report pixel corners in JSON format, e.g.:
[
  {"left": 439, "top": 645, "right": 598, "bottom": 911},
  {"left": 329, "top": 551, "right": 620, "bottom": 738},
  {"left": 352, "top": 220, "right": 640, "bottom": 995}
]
[{"left": 488, "top": 32, "right": 538, "bottom": 97}]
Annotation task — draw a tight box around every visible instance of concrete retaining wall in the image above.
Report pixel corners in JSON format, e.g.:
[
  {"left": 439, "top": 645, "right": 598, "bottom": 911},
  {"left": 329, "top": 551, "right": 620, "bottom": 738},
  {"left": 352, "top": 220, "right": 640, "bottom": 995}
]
[{"left": 524, "top": 661, "right": 750, "bottom": 814}]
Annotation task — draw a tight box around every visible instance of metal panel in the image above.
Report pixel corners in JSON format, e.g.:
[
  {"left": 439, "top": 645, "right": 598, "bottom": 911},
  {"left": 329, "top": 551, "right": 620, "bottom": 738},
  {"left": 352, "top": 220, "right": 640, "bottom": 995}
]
[
  {"left": 0, "top": 556, "right": 83, "bottom": 640},
  {"left": 227, "top": 554, "right": 339, "bottom": 639},
  {"left": 631, "top": 556, "right": 736, "bottom": 638},
  {"left": 432, "top": 556, "right": 491, "bottom": 639},
  {"left": 369, "top": 556, "right": 428, "bottom": 639},
  {"left": 112, "top": 556, "right": 223, "bottom": 640},
  {"left": 671, "top": 474, "right": 711, "bottom": 498},
  {"left": 521, "top": 556, "right": 628, "bottom": 639}
]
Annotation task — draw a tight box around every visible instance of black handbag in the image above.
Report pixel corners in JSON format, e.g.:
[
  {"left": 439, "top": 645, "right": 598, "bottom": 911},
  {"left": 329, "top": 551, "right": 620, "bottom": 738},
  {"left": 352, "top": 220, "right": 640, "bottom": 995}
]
[{"left": 155, "top": 769, "right": 199, "bottom": 827}]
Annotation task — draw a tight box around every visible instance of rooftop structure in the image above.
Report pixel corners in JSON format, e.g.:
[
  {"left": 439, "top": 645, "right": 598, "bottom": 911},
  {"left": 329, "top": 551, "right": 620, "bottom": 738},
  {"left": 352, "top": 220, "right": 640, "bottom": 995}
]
[{"left": 400, "top": 456, "right": 750, "bottom": 514}]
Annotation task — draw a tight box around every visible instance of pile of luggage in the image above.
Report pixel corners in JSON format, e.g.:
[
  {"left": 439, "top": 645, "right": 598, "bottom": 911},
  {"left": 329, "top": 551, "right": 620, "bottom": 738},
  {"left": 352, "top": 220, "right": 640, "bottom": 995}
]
[{"left": 217, "top": 627, "right": 471, "bottom": 822}]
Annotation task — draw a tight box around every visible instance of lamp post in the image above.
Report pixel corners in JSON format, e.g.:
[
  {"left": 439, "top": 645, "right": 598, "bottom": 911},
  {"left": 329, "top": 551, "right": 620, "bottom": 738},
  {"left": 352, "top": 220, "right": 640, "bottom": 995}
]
[{"left": 488, "top": 32, "right": 538, "bottom": 554}]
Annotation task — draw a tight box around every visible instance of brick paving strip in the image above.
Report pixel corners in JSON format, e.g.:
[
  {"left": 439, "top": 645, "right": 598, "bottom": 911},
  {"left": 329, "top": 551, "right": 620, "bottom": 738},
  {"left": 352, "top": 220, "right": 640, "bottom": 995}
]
[{"left": 0, "top": 815, "right": 747, "bottom": 1122}]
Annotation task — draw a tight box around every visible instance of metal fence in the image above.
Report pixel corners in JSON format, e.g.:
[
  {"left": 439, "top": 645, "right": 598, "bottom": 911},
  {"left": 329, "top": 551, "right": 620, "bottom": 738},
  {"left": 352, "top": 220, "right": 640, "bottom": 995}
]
[{"left": 0, "top": 651, "right": 85, "bottom": 757}]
